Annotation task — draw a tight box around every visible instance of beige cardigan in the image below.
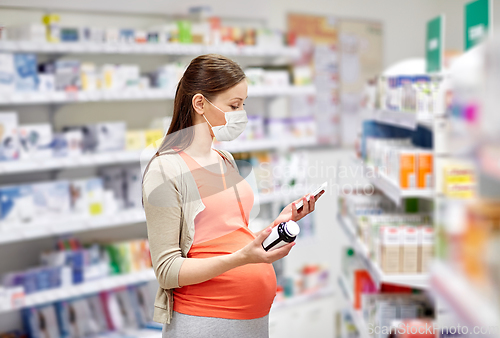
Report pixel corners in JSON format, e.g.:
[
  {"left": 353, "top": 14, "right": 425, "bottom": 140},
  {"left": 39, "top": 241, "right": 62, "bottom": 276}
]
[{"left": 142, "top": 149, "right": 238, "bottom": 324}]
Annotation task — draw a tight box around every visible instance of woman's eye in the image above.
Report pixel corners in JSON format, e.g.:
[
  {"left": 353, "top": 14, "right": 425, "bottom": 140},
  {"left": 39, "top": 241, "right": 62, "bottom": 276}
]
[{"left": 230, "top": 105, "right": 239, "bottom": 110}]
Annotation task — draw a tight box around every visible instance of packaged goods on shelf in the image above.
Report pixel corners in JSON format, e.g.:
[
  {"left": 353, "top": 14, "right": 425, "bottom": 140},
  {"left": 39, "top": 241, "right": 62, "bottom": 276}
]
[
  {"left": 4, "top": 12, "right": 293, "bottom": 49},
  {"left": 0, "top": 184, "right": 34, "bottom": 225},
  {"left": 18, "top": 123, "right": 53, "bottom": 160},
  {"left": 53, "top": 59, "right": 80, "bottom": 91},
  {"left": 4, "top": 24, "right": 46, "bottom": 43},
  {"left": 0, "top": 112, "right": 19, "bottom": 161},
  {"left": 17, "top": 283, "right": 159, "bottom": 338},
  {"left": 339, "top": 192, "right": 433, "bottom": 275},
  {"left": 14, "top": 54, "right": 38, "bottom": 91},
  {"left": 1, "top": 237, "right": 152, "bottom": 303},
  {"left": 0, "top": 53, "right": 15, "bottom": 92}
]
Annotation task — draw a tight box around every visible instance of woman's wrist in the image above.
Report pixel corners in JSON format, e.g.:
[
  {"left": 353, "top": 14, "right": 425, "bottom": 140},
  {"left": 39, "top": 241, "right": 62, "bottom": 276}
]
[{"left": 228, "top": 249, "right": 249, "bottom": 268}]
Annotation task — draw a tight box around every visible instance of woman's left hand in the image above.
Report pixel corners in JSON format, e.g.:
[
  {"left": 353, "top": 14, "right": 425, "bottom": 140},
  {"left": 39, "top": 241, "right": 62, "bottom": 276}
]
[{"left": 272, "top": 192, "right": 323, "bottom": 226}]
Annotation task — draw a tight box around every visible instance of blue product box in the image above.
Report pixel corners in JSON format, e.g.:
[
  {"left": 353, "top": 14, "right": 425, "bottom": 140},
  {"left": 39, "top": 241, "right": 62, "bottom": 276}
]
[
  {"left": 55, "top": 301, "right": 72, "bottom": 338},
  {"left": 14, "top": 54, "right": 39, "bottom": 92},
  {"left": 0, "top": 184, "right": 33, "bottom": 223},
  {"left": 31, "top": 180, "right": 71, "bottom": 220},
  {"left": 120, "top": 29, "right": 135, "bottom": 43}
]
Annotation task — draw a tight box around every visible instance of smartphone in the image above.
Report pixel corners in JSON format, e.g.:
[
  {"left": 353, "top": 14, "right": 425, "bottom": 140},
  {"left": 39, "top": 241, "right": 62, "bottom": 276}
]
[{"left": 294, "top": 181, "right": 328, "bottom": 212}]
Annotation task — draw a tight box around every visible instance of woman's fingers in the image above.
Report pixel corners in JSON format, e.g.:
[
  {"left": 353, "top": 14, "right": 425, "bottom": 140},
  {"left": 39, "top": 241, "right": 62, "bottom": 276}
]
[
  {"left": 255, "top": 226, "right": 273, "bottom": 244},
  {"left": 309, "top": 194, "right": 315, "bottom": 212},
  {"left": 291, "top": 202, "right": 298, "bottom": 221},
  {"left": 266, "top": 242, "right": 295, "bottom": 260}
]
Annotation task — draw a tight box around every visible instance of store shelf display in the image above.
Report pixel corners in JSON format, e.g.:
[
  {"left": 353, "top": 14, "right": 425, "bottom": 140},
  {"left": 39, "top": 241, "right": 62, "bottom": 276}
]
[
  {"left": 0, "top": 237, "right": 153, "bottom": 313},
  {"left": 338, "top": 243, "right": 435, "bottom": 338}
]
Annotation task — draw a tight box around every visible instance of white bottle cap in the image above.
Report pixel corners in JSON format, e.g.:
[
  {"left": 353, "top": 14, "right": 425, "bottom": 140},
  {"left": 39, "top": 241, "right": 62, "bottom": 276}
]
[{"left": 284, "top": 221, "right": 300, "bottom": 237}]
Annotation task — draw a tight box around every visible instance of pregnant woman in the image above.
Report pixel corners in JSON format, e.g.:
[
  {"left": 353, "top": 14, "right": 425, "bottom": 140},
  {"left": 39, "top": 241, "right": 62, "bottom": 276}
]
[{"left": 142, "top": 54, "right": 317, "bottom": 338}]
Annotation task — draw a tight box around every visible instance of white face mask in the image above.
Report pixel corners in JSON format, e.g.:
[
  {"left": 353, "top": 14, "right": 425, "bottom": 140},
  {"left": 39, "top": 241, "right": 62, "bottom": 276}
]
[{"left": 202, "top": 97, "right": 248, "bottom": 142}]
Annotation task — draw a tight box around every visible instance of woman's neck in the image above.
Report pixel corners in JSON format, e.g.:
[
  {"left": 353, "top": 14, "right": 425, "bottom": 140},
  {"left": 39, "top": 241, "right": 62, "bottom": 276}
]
[{"left": 184, "top": 121, "right": 214, "bottom": 157}]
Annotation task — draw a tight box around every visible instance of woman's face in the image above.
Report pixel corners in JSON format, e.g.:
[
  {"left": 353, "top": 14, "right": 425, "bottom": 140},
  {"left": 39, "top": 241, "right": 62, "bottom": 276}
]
[{"left": 203, "top": 80, "right": 248, "bottom": 128}]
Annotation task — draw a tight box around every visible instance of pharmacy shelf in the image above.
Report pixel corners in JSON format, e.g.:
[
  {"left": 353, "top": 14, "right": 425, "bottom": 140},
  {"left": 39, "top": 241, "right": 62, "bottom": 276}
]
[
  {"left": 217, "top": 137, "right": 317, "bottom": 153},
  {"left": 337, "top": 213, "right": 429, "bottom": 289},
  {"left": 431, "top": 263, "right": 500, "bottom": 332},
  {"left": 363, "top": 109, "right": 434, "bottom": 130},
  {"left": 0, "top": 40, "right": 300, "bottom": 58},
  {"left": 0, "top": 138, "right": 318, "bottom": 176},
  {"left": 0, "top": 85, "right": 315, "bottom": 105},
  {"left": 0, "top": 208, "right": 147, "bottom": 245},
  {"left": 352, "top": 158, "right": 434, "bottom": 205},
  {"left": 337, "top": 275, "right": 370, "bottom": 338},
  {"left": 0, "top": 150, "right": 142, "bottom": 175},
  {"left": 271, "top": 285, "right": 335, "bottom": 311},
  {"left": 0, "top": 269, "right": 156, "bottom": 313},
  {"left": 0, "top": 190, "right": 299, "bottom": 246}
]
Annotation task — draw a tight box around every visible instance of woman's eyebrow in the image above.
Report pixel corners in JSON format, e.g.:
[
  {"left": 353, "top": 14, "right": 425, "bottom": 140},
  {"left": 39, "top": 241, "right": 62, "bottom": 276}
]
[{"left": 231, "top": 96, "right": 248, "bottom": 101}]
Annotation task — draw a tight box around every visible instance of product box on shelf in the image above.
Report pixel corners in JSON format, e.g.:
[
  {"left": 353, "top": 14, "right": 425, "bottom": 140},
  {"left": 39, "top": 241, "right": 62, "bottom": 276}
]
[
  {"left": 54, "top": 60, "right": 81, "bottom": 91},
  {"left": 32, "top": 181, "right": 71, "bottom": 221},
  {"left": 62, "top": 124, "right": 98, "bottom": 153},
  {"left": 400, "top": 226, "right": 419, "bottom": 273},
  {"left": 18, "top": 123, "right": 53, "bottom": 160},
  {"left": 418, "top": 226, "right": 434, "bottom": 273},
  {"left": 125, "top": 165, "right": 142, "bottom": 209},
  {"left": 80, "top": 62, "right": 98, "bottom": 91},
  {"left": 14, "top": 53, "right": 38, "bottom": 92},
  {"left": 0, "top": 112, "right": 19, "bottom": 161},
  {"left": 38, "top": 73, "right": 55, "bottom": 92},
  {"left": 380, "top": 226, "right": 401, "bottom": 274},
  {"left": 0, "top": 53, "right": 15, "bottom": 93},
  {"left": 70, "top": 178, "right": 104, "bottom": 216},
  {"left": 95, "top": 122, "right": 126, "bottom": 152},
  {"left": 0, "top": 184, "right": 34, "bottom": 226},
  {"left": 125, "top": 130, "right": 146, "bottom": 151},
  {"left": 99, "top": 166, "right": 126, "bottom": 209}
]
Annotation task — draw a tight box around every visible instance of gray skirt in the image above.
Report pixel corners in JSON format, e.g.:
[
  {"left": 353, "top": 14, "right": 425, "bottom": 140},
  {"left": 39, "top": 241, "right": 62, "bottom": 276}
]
[{"left": 162, "top": 311, "right": 269, "bottom": 338}]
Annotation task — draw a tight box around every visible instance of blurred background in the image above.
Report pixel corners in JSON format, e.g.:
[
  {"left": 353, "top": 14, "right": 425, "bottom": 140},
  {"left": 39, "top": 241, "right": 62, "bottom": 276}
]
[{"left": 0, "top": 0, "right": 499, "bottom": 337}]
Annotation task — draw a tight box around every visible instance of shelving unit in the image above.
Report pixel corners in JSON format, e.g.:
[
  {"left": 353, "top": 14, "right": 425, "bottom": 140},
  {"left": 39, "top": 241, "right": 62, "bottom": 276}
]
[
  {"left": 337, "top": 275, "right": 370, "bottom": 338},
  {"left": 0, "top": 85, "right": 315, "bottom": 106},
  {"left": 0, "top": 150, "right": 142, "bottom": 174},
  {"left": 363, "top": 109, "right": 434, "bottom": 130},
  {"left": 337, "top": 214, "right": 429, "bottom": 289},
  {"left": 351, "top": 158, "right": 434, "bottom": 205},
  {"left": 0, "top": 268, "right": 157, "bottom": 314},
  {"left": 0, "top": 137, "right": 317, "bottom": 175},
  {"left": 0, "top": 41, "right": 300, "bottom": 57}
]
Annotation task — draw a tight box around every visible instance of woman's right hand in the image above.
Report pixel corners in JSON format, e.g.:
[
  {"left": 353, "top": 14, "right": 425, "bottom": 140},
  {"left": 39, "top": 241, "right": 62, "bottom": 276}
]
[{"left": 236, "top": 227, "right": 295, "bottom": 265}]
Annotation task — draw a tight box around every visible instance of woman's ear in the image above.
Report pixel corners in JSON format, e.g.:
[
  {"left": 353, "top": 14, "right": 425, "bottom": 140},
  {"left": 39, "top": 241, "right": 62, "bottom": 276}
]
[{"left": 192, "top": 93, "right": 205, "bottom": 115}]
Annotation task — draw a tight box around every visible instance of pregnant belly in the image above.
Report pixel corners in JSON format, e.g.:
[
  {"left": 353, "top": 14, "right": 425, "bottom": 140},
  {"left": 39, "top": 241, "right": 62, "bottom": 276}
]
[{"left": 173, "top": 261, "right": 277, "bottom": 320}]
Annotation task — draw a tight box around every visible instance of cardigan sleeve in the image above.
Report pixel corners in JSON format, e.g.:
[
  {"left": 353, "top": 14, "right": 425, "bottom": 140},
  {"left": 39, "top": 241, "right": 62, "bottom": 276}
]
[{"left": 142, "top": 156, "right": 185, "bottom": 290}]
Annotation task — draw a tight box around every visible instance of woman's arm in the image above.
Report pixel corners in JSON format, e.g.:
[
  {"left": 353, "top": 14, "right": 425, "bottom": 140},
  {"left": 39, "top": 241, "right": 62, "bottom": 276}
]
[{"left": 178, "top": 227, "right": 293, "bottom": 286}]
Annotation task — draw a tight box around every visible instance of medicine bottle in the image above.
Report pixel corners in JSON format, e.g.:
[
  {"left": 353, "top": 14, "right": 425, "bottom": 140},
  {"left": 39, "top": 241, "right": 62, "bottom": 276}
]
[{"left": 262, "top": 220, "right": 300, "bottom": 251}]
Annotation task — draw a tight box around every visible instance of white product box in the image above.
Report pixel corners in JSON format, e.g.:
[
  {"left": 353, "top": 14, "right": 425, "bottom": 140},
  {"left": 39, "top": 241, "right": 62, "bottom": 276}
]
[
  {"left": 5, "top": 24, "right": 46, "bottom": 42},
  {"left": 32, "top": 180, "right": 71, "bottom": 221},
  {"left": 0, "top": 53, "right": 15, "bottom": 93},
  {"left": 400, "top": 226, "right": 419, "bottom": 273},
  {"left": 38, "top": 74, "right": 55, "bottom": 92},
  {"left": 380, "top": 226, "right": 401, "bottom": 274},
  {"left": 125, "top": 165, "right": 142, "bottom": 209},
  {"left": 5, "top": 286, "right": 25, "bottom": 310},
  {"left": 0, "top": 112, "right": 19, "bottom": 160},
  {"left": 18, "top": 123, "right": 53, "bottom": 160},
  {"left": 81, "top": 62, "right": 98, "bottom": 91},
  {"left": 96, "top": 121, "right": 126, "bottom": 152},
  {"left": 70, "top": 178, "right": 104, "bottom": 216}
]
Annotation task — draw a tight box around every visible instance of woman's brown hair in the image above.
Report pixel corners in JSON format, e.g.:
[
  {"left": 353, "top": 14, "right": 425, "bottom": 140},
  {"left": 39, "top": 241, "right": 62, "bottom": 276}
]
[{"left": 142, "top": 54, "right": 246, "bottom": 180}]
